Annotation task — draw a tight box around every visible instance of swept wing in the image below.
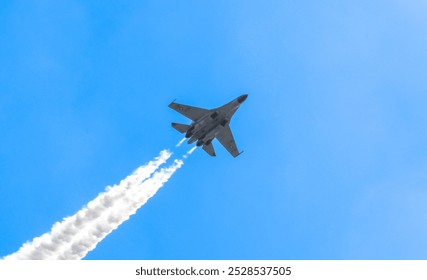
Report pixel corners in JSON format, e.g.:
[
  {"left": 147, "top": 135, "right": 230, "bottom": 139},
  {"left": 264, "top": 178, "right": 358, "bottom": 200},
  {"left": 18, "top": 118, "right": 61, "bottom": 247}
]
[
  {"left": 216, "top": 124, "right": 240, "bottom": 158},
  {"left": 168, "top": 102, "right": 210, "bottom": 121}
]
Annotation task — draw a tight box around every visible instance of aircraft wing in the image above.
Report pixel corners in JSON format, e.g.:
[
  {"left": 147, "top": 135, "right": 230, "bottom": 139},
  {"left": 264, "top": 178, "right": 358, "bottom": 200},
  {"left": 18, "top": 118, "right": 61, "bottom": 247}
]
[
  {"left": 168, "top": 101, "right": 210, "bottom": 121},
  {"left": 216, "top": 124, "right": 240, "bottom": 157}
]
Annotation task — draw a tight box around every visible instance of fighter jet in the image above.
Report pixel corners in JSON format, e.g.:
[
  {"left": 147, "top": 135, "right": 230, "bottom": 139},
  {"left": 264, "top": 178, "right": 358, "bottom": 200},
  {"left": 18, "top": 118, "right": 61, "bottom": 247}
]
[{"left": 169, "top": 94, "right": 248, "bottom": 157}]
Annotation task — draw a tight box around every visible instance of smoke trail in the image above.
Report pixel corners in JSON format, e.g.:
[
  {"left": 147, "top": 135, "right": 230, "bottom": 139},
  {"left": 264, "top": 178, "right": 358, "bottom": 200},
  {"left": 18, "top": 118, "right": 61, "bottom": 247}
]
[
  {"left": 184, "top": 146, "right": 197, "bottom": 158},
  {"left": 57, "top": 158, "right": 184, "bottom": 260},
  {"left": 176, "top": 137, "right": 186, "bottom": 147},
  {"left": 3, "top": 149, "right": 186, "bottom": 260}
]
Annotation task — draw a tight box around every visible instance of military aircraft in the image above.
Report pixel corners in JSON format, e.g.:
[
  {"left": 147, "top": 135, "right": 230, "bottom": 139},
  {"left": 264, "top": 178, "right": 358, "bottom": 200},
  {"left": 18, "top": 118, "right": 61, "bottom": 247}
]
[{"left": 169, "top": 94, "right": 248, "bottom": 157}]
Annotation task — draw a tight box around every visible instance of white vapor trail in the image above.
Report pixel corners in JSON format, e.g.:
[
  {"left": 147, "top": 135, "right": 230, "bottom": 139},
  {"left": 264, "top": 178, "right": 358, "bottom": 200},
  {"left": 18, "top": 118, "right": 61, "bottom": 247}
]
[
  {"left": 3, "top": 148, "right": 192, "bottom": 260},
  {"left": 176, "top": 137, "right": 186, "bottom": 147},
  {"left": 184, "top": 146, "right": 197, "bottom": 158}
]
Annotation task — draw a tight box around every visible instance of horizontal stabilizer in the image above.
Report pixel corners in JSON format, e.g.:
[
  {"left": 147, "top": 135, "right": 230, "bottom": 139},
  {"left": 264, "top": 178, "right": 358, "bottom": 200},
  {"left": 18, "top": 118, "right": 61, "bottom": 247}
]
[
  {"left": 202, "top": 142, "right": 216, "bottom": 157},
  {"left": 171, "top": 123, "right": 191, "bottom": 134}
]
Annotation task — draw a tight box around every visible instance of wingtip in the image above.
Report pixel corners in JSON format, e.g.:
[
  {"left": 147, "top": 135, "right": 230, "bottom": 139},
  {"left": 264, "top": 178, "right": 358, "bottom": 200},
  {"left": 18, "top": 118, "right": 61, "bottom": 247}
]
[{"left": 168, "top": 99, "right": 177, "bottom": 107}]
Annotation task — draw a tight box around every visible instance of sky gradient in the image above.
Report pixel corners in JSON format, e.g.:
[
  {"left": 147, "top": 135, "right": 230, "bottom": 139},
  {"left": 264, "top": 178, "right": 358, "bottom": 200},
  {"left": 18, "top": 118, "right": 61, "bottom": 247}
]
[{"left": 1, "top": 0, "right": 427, "bottom": 259}]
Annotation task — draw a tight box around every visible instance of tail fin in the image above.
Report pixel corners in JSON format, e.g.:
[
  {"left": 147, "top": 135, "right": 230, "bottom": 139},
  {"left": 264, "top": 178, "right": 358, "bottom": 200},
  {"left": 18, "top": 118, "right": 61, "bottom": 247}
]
[
  {"left": 202, "top": 142, "right": 216, "bottom": 156},
  {"left": 171, "top": 123, "right": 191, "bottom": 134}
]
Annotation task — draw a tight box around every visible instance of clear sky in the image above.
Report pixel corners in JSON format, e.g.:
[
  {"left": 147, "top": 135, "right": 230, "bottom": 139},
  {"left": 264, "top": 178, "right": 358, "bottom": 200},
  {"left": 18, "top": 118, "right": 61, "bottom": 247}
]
[{"left": 1, "top": 0, "right": 427, "bottom": 260}]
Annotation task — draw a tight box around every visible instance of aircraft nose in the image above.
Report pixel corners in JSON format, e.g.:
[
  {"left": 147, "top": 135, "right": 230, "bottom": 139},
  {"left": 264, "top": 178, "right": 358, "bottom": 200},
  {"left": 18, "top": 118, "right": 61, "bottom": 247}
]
[{"left": 237, "top": 94, "right": 248, "bottom": 104}]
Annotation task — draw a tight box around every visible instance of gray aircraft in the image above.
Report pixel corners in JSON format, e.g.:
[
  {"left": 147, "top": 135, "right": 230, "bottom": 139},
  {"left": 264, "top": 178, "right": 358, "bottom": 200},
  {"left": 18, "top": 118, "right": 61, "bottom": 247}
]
[{"left": 169, "top": 94, "right": 248, "bottom": 157}]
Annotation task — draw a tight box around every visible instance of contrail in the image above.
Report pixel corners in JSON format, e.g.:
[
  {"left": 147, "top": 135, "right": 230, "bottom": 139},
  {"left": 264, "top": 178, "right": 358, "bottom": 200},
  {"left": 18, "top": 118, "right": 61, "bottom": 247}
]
[
  {"left": 184, "top": 146, "right": 197, "bottom": 158},
  {"left": 3, "top": 148, "right": 192, "bottom": 260},
  {"left": 176, "top": 137, "right": 187, "bottom": 147},
  {"left": 56, "top": 158, "right": 184, "bottom": 260}
]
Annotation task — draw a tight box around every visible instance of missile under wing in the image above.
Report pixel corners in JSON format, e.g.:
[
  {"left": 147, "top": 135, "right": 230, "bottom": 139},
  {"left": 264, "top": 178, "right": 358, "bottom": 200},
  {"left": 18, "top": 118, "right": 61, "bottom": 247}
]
[{"left": 169, "top": 94, "right": 248, "bottom": 157}]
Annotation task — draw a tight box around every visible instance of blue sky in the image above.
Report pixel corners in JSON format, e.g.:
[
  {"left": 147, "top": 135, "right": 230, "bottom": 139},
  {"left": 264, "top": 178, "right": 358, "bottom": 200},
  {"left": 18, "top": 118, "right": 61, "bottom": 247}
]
[{"left": 1, "top": 0, "right": 427, "bottom": 259}]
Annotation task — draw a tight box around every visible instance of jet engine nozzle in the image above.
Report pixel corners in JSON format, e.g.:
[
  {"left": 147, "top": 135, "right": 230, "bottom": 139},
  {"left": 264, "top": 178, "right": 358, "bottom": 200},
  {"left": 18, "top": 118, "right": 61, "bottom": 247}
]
[{"left": 196, "top": 139, "right": 204, "bottom": 146}]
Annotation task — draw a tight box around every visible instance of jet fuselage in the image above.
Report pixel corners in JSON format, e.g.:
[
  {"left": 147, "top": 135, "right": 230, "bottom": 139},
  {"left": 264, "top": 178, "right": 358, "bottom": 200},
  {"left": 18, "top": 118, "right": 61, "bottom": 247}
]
[
  {"left": 187, "top": 95, "right": 247, "bottom": 146},
  {"left": 169, "top": 94, "right": 247, "bottom": 157}
]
